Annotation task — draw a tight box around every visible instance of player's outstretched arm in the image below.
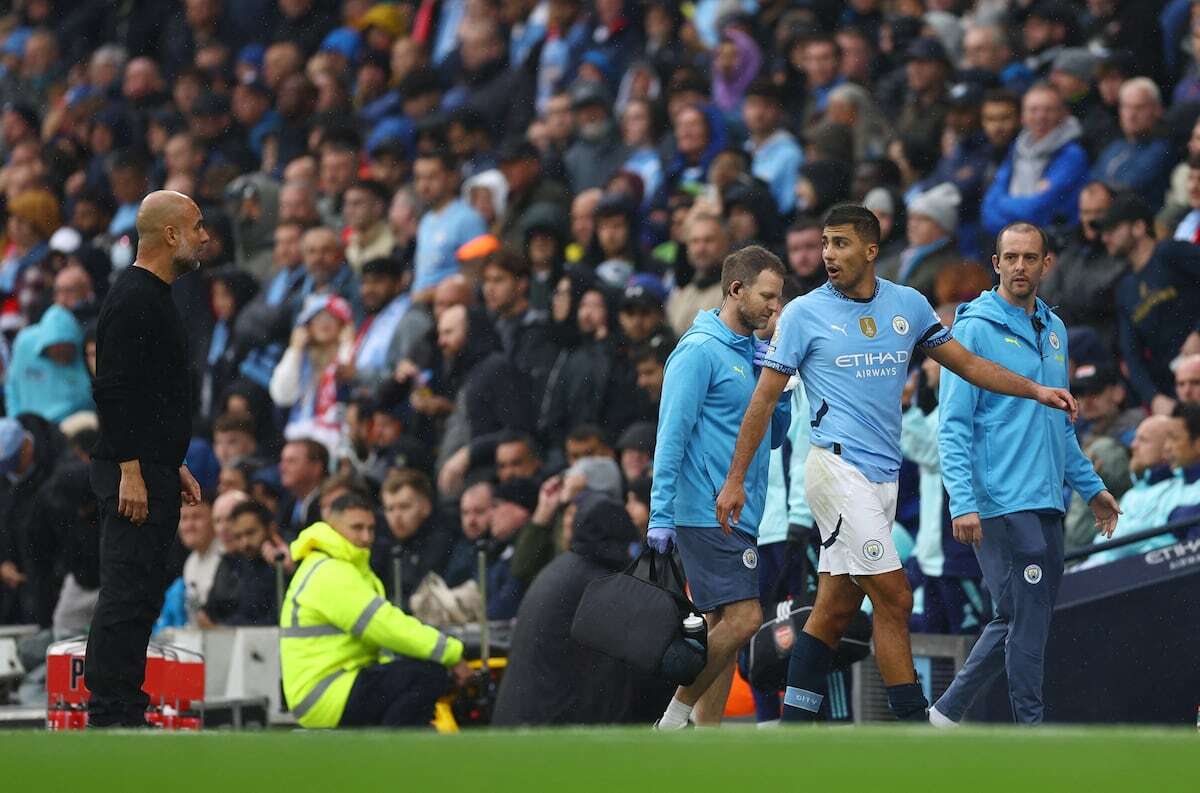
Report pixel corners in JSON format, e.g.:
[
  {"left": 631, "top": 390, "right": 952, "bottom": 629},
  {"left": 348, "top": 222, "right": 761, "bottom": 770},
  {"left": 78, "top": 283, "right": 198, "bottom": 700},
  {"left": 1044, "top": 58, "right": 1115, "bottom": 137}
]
[
  {"left": 926, "top": 338, "right": 1078, "bottom": 421},
  {"left": 716, "top": 367, "right": 790, "bottom": 534}
]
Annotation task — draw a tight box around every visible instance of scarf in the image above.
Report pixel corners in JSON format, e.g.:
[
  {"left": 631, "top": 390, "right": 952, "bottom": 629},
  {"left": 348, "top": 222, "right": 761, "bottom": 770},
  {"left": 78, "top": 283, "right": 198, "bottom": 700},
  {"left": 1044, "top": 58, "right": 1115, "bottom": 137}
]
[{"left": 1009, "top": 116, "right": 1082, "bottom": 197}]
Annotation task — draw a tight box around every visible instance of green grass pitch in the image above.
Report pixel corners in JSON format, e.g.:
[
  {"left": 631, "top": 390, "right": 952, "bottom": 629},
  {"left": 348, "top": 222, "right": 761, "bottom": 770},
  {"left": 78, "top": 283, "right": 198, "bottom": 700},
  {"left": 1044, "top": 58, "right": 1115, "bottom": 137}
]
[{"left": 1, "top": 725, "right": 1197, "bottom": 792}]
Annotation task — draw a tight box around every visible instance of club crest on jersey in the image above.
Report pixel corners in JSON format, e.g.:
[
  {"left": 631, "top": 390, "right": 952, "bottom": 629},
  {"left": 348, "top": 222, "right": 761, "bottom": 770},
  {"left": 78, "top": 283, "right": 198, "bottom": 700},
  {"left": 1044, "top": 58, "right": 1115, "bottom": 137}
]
[
  {"left": 1024, "top": 564, "right": 1043, "bottom": 584},
  {"left": 1048, "top": 331, "right": 1060, "bottom": 350},
  {"left": 743, "top": 548, "right": 758, "bottom": 569},
  {"left": 891, "top": 315, "right": 909, "bottom": 335},
  {"left": 859, "top": 317, "right": 877, "bottom": 338},
  {"left": 862, "top": 540, "right": 885, "bottom": 561}
]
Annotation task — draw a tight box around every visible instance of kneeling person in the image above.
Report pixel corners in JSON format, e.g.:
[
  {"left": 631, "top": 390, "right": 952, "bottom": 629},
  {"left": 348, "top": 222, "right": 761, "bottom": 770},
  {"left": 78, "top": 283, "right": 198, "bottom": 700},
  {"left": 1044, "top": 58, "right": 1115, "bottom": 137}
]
[{"left": 280, "top": 493, "right": 472, "bottom": 728}]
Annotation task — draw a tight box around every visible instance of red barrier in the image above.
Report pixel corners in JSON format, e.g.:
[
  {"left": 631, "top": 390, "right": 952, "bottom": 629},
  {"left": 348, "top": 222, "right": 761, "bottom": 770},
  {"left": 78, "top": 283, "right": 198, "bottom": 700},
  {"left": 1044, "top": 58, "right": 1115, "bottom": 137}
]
[{"left": 45, "top": 637, "right": 205, "bottom": 730}]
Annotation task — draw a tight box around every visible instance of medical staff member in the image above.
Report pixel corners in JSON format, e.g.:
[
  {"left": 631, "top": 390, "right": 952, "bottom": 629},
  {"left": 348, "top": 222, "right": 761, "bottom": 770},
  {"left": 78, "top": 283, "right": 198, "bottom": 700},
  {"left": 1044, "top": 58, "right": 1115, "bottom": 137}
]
[{"left": 932, "top": 221, "right": 1120, "bottom": 725}]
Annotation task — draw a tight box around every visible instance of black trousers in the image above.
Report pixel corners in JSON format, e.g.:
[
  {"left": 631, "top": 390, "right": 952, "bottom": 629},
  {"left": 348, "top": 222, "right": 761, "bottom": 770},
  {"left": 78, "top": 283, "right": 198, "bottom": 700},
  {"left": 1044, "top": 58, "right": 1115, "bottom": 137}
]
[
  {"left": 84, "top": 460, "right": 181, "bottom": 727},
  {"left": 339, "top": 659, "right": 449, "bottom": 728}
]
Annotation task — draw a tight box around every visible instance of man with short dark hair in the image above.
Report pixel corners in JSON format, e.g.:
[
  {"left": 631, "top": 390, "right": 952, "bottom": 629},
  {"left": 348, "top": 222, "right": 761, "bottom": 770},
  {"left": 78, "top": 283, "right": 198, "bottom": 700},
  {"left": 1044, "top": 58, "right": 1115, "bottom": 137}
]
[
  {"left": 1100, "top": 193, "right": 1200, "bottom": 414},
  {"left": 412, "top": 150, "right": 487, "bottom": 301},
  {"left": 280, "top": 492, "right": 473, "bottom": 729},
  {"left": 277, "top": 438, "right": 329, "bottom": 541},
  {"left": 1073, "top": 364, "right": 1143, "bottom": 448},
  {"left": 212, "top": 413, "right": 258, "bottom": 467},
  {"left": 1038, "top": 181, "right": 1123, "bottom": 345},
  {"left": 932, "top": 222, "right": 1117, "bottom": 726},
  {"left": 633, "top": 343, "right": 669, "bottom": 415},
  {"left": 496, "top": 433, "right": 541, "bottom": 483},
  {"left": 649, "top": 245, "right": 791, "bottom": 728},
  {"left": 798, "top": 34, "right": 845, "bottom": 127},
  {"left": 743, "top": 79, "right": 803, "bottom": 214},
  {"left": 347, "top": 257, "right": 411, "bottom": 391},
  {"left": 344, "top": 180, "right": 395, "bottom": 272},
  {"left": 719, "top": 206, "right": 1079, "bottom": 724},
  {"left": 784, "top": 219, "right": 826, "bottom": 296},
  {"left": 373, "top": 468, "right": 453, "bottom": 604},
  {"left": 201, "top": 500, "right": 279, "bottom": 627}
]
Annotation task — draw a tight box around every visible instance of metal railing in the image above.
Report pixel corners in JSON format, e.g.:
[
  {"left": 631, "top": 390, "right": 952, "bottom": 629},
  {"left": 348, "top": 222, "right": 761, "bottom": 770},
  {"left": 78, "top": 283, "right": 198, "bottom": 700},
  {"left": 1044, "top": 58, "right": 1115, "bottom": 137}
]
[{"left": 1064, "top": 514, "right": 1200, "bottom": 562}]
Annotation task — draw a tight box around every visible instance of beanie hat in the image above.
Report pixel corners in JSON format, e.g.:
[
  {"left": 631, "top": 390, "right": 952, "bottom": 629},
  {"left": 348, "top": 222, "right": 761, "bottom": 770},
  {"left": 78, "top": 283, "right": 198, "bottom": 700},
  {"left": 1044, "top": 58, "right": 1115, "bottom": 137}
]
[
  {"left": 907, "top": 182, "right": 961, "bottom": 235},
  {"left": 1051, "top": 48, "right": 1097, "bottom": 84},
  {"left": 494, "top": 476, "right": 540, "bottom": 513},
  {"left": 863, "top": 187, "right": 895, "bottom": 216}
]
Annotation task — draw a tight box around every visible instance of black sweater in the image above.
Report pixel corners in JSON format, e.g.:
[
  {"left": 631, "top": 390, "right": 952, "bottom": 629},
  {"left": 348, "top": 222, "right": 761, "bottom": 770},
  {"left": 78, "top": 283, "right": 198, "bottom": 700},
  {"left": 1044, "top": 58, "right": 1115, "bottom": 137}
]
[{"left": 92, "top": 266, "right": 192, "bottom": 467}]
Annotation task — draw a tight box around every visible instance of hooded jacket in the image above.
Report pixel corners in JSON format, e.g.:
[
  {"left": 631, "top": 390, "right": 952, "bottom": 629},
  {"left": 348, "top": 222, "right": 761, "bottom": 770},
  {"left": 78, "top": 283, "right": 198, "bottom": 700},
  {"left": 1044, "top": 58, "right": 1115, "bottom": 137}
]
[
  {"left": 492, "top": 492, "right": 671, "bottom": 725},
  {"left": 4, "top": 305, "right": 94, "bottom": 423},
  {"left": 0, "top": 414, "right": 67, "bottom": 624},
  {"left": 981, "top": 118, "right": 1089, "bottom": 235},
  {"left": 650, "top": 309, "right": 791, "bottom": 536},
  {"left": 938, "top": 290, "right": 1104, "bottom": 520},
  {"left": 280, "top": 522, "right": 463, "bottom": 729}
]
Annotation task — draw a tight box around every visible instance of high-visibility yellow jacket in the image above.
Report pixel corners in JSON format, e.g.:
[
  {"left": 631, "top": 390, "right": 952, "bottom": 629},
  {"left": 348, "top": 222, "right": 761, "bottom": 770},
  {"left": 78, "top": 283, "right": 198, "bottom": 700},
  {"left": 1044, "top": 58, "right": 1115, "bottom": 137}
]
[{"left": 279, "top": 522, "right": 464, "bottom": 728}]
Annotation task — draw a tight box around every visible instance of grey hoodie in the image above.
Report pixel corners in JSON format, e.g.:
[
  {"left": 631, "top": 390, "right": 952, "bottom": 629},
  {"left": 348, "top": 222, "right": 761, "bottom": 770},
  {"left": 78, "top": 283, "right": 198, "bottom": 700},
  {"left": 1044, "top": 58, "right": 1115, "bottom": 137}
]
[{"left": 1009, "top": 116, "right": 1083, "bottom": 197}]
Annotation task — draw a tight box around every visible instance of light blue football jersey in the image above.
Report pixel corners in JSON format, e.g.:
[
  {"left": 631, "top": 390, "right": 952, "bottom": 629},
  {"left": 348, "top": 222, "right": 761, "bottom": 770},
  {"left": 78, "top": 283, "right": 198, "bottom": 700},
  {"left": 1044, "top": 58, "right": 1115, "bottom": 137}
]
[{"left": 764, "top": 278, "right": 952, "bottom": 483}]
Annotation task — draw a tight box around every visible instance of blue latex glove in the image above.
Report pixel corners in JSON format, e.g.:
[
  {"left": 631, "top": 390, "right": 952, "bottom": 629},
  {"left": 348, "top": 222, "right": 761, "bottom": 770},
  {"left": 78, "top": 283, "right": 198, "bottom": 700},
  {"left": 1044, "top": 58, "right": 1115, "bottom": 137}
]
[
  {"left": 753, "top": 336, "right": 770, "bottom": 368},
  {"left": 647, "top": 527, "right": 676, "bottom": 554}
]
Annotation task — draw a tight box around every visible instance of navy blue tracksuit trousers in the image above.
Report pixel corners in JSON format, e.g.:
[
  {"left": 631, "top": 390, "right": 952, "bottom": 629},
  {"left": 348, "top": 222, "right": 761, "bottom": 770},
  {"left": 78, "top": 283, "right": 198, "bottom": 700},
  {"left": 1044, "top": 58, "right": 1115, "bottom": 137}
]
[{"left": 933, "top": 510, "right": 1064, "bottom": 724}]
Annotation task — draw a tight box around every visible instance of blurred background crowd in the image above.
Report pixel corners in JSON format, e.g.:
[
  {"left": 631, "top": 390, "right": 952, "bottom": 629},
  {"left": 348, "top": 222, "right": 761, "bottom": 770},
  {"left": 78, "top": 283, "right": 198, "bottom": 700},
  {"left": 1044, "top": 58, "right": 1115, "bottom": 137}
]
[{"left": 0, "top": 0, "right": 1198, "bottom": 722}]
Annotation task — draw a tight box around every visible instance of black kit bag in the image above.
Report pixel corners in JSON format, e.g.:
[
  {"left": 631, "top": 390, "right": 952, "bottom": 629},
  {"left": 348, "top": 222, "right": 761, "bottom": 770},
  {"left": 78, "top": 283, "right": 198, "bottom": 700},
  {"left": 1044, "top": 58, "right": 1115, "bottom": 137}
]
[
  {"left": 571, "top": 548, "right": 707, "bottom": 686},
  {"left": 746, "top": 532, "right": 872, "bottom": 691}
]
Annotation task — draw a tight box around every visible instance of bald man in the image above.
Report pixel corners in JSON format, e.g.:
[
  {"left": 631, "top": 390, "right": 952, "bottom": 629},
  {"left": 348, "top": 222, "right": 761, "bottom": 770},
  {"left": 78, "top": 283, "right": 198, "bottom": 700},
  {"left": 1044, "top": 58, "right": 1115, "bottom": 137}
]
[
  {"left": 86, "top": 191, "right": 209, "bottom": 728},
  {"left": 1176, "top": 355, "right": 1200, "bottom": 405}
]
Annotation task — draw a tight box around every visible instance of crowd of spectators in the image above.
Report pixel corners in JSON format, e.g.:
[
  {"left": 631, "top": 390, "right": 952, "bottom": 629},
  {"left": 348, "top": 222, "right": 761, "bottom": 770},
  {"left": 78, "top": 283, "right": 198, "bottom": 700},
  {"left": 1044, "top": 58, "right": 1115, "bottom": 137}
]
[{"left": 0, "top": 0, "right": 1199, "bottom": 722}]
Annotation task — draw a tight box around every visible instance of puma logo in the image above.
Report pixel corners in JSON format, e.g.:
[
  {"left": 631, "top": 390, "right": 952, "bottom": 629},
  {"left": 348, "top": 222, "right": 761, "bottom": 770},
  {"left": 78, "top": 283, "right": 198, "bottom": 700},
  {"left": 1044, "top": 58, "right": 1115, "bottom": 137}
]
[
  {"left": 830, "top": 323, "right": 848, "bottom": 336},
  {"left": 1003, "top": 337, "right": 1021, "bottom": 347},
  {"left": 732, "top": 364, "right": 747, "bottom": 378}
]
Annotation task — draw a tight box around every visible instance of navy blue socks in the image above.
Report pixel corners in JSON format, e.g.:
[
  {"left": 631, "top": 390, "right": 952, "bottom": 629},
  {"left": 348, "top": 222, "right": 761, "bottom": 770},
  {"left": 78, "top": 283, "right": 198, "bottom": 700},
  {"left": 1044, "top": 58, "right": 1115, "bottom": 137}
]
[
  {"left": 887, "top": 682, "right": 929, "bottom": 722},
  {"left": 781, "top": 631, "right": 832, "bottom": 722}
]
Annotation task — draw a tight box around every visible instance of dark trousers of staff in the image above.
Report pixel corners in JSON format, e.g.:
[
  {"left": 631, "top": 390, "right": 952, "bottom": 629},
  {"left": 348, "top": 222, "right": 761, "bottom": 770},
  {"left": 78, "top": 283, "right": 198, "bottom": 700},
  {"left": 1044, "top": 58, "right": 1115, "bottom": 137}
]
[{"left": 84, "top": 460, "right": 181, "bottom": 727}]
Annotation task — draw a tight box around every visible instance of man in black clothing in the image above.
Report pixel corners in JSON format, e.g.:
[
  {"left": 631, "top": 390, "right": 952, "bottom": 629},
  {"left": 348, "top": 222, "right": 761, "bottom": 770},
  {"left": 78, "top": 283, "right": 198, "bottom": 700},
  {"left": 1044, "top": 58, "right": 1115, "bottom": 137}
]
[
  {"left": 493, "top": 491, "right": 671, "bottom": 725},
  {"left": 1100, "top": 193, "right": 1200, "bottom": 414},
  {"left": 202, "top": 501, "right": 279, "bottom": 627},
  {"left": 371, "top": 468, "right": 453, "bottom": 604},
  {"left": 86, "top": 191, "right": 207, "bottom": 728},
  {"left": 1039, "top": 181, "right": 1124, "bottom": 347},
  {"left": 0, "top": 415, "right": 69, "bottom": 626}
]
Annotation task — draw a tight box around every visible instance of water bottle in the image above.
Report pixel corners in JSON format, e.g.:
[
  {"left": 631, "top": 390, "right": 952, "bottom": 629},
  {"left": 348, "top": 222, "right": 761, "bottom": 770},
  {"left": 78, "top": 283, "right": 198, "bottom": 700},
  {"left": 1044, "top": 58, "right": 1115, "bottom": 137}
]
[{"left": 683, "top": 614, "right": 707, "bottom": 650}]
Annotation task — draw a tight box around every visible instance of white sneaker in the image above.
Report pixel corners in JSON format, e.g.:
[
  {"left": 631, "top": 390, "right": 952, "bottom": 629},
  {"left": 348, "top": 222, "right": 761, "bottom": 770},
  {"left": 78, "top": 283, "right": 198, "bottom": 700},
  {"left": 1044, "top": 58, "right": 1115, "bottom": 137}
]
[
  {"left": 652, "top": 718, "right": 688, "bottom": 731},
  {"left": 928, "top": 705, "right": 959, "bottom": 728}
]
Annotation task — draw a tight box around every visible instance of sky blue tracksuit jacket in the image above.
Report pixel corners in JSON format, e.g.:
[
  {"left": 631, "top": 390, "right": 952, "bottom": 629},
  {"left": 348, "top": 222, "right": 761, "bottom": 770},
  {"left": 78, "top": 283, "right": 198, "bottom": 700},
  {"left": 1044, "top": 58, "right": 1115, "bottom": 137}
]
[
  {"left": 939, "top": 290, "right": 1104, "bottom": 520},
  {"left": 650, "top": 309, "right": 790, "bottom": 536}
]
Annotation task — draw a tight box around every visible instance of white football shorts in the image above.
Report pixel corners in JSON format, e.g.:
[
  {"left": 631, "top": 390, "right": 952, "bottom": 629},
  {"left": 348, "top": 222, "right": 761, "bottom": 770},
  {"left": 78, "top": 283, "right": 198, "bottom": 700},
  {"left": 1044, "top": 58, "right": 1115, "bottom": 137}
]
[{"left": 804, "top": 445, "right": 901, "bottom": 577}]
